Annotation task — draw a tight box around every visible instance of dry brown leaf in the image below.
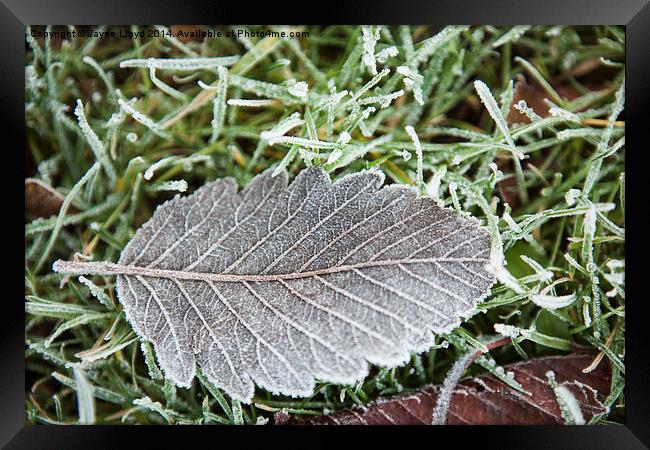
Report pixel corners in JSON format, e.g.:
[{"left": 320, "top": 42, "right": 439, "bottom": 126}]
[
  {"left": 278, "top": 352, "right": 611, "bottom": 425},
  {"left": 25, "top": 178, "right": 65, "bottom": 218},
  {"left": 507, "top": 77, "right": 583, "bottom": 125}
]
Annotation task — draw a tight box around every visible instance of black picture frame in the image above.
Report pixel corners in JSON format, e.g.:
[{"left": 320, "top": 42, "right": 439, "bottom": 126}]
[{"left": 6, "top": 0, "right": 648, "bottom": 447}]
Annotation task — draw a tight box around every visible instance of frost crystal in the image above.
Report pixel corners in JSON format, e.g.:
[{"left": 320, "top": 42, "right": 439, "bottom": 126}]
[
  {"left": 151, "top": 180, "right": 188, "bottom": 192},
  {"left": 494, "top": 323, "right": 522, "bottom": 338},
  {"left": 565, "top": 189, "right": 581, "bottom": 207},
  {"left": 227, "top": 98, "right": 276, "bottom": 107},
  {"left": 361, "top": 26, "right": 381, "bottom": 75},
  {"left": 260, "top": 112, "right": 304, "bottom": 141},
  {"left": 375, "top": 46, "right": 399, "bottom": 63},
  {"left": 287, "top": 79, "right": 309, "bottom": 98},
  {"left": 554, "top": 385, "right": 586, "bottom": 425},
  {"left": 120, "top": 56, "right": 239, "bottom": 71},
  {"left": 530, "top": 293, "right": 576, "bottom": 310},
  {"left": 338, "top": 131, "right": 352, "bottom": 145},
  {"left": 405, "top": 125, "right": 423, "bottom": 188}
]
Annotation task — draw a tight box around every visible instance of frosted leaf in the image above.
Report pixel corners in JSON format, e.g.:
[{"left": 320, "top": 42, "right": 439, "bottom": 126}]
[
  {"left": 260, "top": 112, "right": 304, "bottom": 141},
  {"left": 426, "top": 167, "right": 447, "bottom": 203},
  {"left": 530, "top": 293, "right": 577, "bottom": 310},
  {"left": 325, "top": 149, "right": 343, "bottom": 165},
  {"left": 120, "top": 56, "right": 239, "bottom": 71},
  {"left": 432, "top": 350, "right": 473, "bottom": 424},
  {"left": 118, "top": 98, "right": 170, "bottom": 140},
  {"left": 491, "top": 26, "right": 531, "bottom": 49},
  {"left": 565, "top": 189, "right": 581, "bottom": 207},
  {"left": 227, "top": 98, "right": 276, "bottom": 107},
  {"left": 255, "top": 416, "right": 269, "bottom": 425},
  {"left": 555, "top": 385, "right": 586, "bottom": 425},
  {"left": 494, "top": 323, "right": 521, "bottom": 338},
  {"left": 409, "top": 26, "right": 468, "bottom": 66},
  {"left": 397, "top": 66, "right": 424, "bottom": 106},
  {"left": 78, "top": 276, "right": 115, "bottom": 311},
  {"left": 53, "top": 167, "right": 494, "bottom": 403},
  {"left": 361, "top": 26, "right": 381, "bottom": 75},
  {"left": 547, "top": 104, "right": 581, "bottom": 123},
  {"left": 210, "top": 66, "right": 228, "bottom": 144},
  {"left": 148, "top": 63, "right": 187, "bottom": 100},
  {"left": 404, "top": 126, "right": 423, "bottom": 188},
  {"left": 150, "top": 180, "right": 188, "bottom": 193},
  {"left": 359, "top": 90, "right": 404, "bottom": 109},
  {"left": 605, "top": 259, "right": 624, "bottom": 270},
  {"left": 485, "top": 260, "right": 524, "bottom": 294},
  {"left": 520, "top": 255, "right": 553, "bottom": 282},
  {"left": 74, "top": 100, "right": 116, "bottom": 183},
  {"left": 494, "top": 323, "right": 532, "bottom": 339},
  {"left": 375, "top": 46, "right": 399, "bottom": 63},
  {"left": 338, "top": 131, "right": 351, "bottom": 145},
  {"left": 73, "top": 368, "right": 96, "bottom": 425},
  {"left": 474, "top": 80, "right": 524, "bottom": 160},
  {"left": 287, "top": 79, "right": 309, "bottom": 98}
]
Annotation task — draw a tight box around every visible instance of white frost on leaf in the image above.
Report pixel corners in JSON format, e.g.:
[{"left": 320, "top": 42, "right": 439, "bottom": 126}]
[
  {"left": 565, "top": 189, "right": 581, "bottom": 207},
  {"left": 375, "top": 46, "right": 399, "bottom": 63},
  {"left": 485, "top": 260, "right": 524, "bottom": 294},
  {"left": 260, "top": 112, "right": 304, "bottom": 141},
  {"left": 338, "top": 131, "right": 352, "bottom": 145},
  {"left": 287, "top": 79, "right": 309, "bottom": 98},
  {"left": 151, "top": 180, "right": 188, "bottom": 193},
  {"left": 118, "top": 97, "right": 170, "bottom": 140},
  {"left": 530, "top": 293, "right": 577, "bottom": 310},
  {"left": 73, "top": 367, "right": 96, "bottom": 425},
  {"left": 361, "top": 26, "right": 381, "bottom": 75},
  {"left": 474, "top": 80, "right": 524, "bottom": 160},
  {"left": 494, "top": 323, "right": 524, "bottom": 338},
  {"left": 53, "top": 168, "right": 495, "bottom": 403},
  {"left": 120, "top": 56, "right": 239, "bottom": 71},
  {"left": 74, "top": 99, "right": 117, "bottom": 183},
  {"left": 554, "top": 385, "right": 586, "bottom": 425},
  {"left": 397, "top": 66, "right": 425, "bottom": 106},
  {"left": 405, "top": 125, "right": 424, "bottom": 188},
  {"left": 255, "top": 415, "right": 269, "bottom": 425}
]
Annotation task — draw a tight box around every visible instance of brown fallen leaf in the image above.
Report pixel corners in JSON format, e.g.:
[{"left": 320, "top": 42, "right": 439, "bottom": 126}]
[
  {"left": 506, "top": 75, "right": 587, "bottom": 125},
  {"left": 277, "top": 352, "right": 610, "bottom": 425},
  {"left": 25, "top": 178, "right": 65, "bottom": 218},
  {"left": 507, "top": 72, "right": 614, "bottom": 127}
]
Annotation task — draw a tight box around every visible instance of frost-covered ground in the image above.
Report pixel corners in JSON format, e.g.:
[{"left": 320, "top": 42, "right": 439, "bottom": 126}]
[{"left": 25, "top": 25, "right": 624, "bottom": 425}]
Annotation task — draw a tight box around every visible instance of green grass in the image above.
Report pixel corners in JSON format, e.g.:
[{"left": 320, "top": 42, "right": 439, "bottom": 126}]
[{"left": 25, "top": 25, "right": 624, "bottom": 425}]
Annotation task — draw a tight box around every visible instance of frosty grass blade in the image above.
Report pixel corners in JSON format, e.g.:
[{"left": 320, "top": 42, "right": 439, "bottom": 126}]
[{"left": 53, "top": 167, "right": 495, "bottom": 403}]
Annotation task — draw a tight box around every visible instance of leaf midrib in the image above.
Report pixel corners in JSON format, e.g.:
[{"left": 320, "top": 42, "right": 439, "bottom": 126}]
[{"left": 54, "top": 256, "right": 489, "bottom": 283}]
